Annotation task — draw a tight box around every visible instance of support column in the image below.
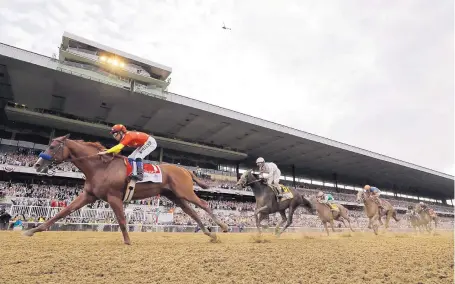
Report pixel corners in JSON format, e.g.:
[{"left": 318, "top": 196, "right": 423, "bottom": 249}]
[
  {"left": 236, "top": 163, "right": 240, "bottom": 180},
  {"left": 10, "top": 131, "right": 17, "bottom": 140},
  {"left": 159, "top": 147, "right": 164, "bottom": 164},
  {"left": 333, "top": 173, "right": 338, "bottom": 192},
  {"left": 48, "top": 129, "right": 55, "bottom": 144},
  {"left": 292, "top": 164, "right": 296, "bottom": 188}
]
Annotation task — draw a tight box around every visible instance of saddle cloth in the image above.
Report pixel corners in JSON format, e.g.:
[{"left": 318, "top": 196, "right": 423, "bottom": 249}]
[
  {"left": 278, "top": 184, "right": 293, "bottom": 201},
  {"left": 124, "top": 158, "right": 162, "bottom": 183}
]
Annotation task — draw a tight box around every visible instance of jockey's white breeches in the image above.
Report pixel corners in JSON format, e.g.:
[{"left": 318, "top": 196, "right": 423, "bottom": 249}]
[
  {"left": 260, "top": 169, "right": 281, "bottom": 186},
  {"left": 128, "top": 137, "right": 157, "bottom": 160}
]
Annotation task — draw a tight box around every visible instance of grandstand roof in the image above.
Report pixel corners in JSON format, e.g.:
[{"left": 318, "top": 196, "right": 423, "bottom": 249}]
[{"left": 0, "top": 42, "right": 453, "bottom": 199}]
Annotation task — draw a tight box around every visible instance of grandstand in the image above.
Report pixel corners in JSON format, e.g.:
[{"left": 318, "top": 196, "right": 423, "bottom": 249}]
[{"left": 0, "top": 32, "right": 453, "bottom": 232}]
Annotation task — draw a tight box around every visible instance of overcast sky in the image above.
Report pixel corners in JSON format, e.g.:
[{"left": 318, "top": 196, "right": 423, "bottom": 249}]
[{"left": 0, "top": 0, "right": 453, "bottom": 175}]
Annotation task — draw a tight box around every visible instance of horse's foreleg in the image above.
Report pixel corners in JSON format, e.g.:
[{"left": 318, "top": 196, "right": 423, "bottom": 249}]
[
  {"left": 322, "top": 221, "right": 329, "bottom": 236},
  {"left": 254, "top": 206, "right": 269, "bottom": 234},
  {"left": 371, "top": 214, "right": 380, "bottom": 235},
  {"left": 23, "top": 191, "right": 96, "bottom": 237},
  {"left": 329, "top": 219, "right": 336, "bottom": 232},
  {"left": 367, "top": 217, "right": 373, "bottom": 229},
  {"left": 378, "top": 214, "right": 384, "bottom": 226},
  {"left": 107, "top": 196, "right": 131, "bottom": 245},
  {"left": 384, "top": 210, "right": 392, "bottom": 229},
  {"left": 275, "top": 211, "right": 287, "bottom": 236}
]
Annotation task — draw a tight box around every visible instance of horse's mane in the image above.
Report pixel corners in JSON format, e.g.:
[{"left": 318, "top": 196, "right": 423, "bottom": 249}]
[{"left": 74, "top": 140, "right": 106, "bottom": 151}]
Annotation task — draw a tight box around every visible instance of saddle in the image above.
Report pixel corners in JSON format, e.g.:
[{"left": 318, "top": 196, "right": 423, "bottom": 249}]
[
  {"left": 328, "top": 203, "right": 339, "bottom": 211},
  {"left": 268, "top": 184, "right": 293, "bottom": 202}
]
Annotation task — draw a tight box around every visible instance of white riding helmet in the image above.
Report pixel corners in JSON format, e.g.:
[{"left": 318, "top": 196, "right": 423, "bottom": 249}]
[{"left": 256, "top": 157, "right": 265, "bottom": 165}]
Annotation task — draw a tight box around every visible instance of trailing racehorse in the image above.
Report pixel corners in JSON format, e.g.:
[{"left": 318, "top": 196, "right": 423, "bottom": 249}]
[
  {"left": 24, "top": 135, "right": 228, "bottom": 244},
  {"left": 414, "top": 203, "right": 439, "bottom": 232},
  {"left": 356, "top": 190, "right": 400, "bottom": 235},
  {"left": 236, "top": 169, "right": 314, "bottom": 236},
  {"left": 405, "top": 206, "right": 427, "bottom": 233},
  {"left": 308, "top": 196, "right": 354, "bottom": 236}
]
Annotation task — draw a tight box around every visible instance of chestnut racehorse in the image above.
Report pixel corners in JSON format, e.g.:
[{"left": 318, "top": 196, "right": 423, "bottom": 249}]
[{"left": 23, "top": 134, "right": 228, "bottom": 244}]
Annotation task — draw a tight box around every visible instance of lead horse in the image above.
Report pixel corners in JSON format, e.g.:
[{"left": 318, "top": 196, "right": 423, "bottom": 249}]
[
  {"left": 23, "top": 135, "right": 228, "bottom": 244},
  {"left": 236, "top": 169, "right": 314, "bottom": 236}
]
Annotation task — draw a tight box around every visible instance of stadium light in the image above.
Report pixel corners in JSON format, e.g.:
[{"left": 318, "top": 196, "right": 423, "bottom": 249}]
[{"left": 99, "top": 55, "right": 125, "bottom": 68}]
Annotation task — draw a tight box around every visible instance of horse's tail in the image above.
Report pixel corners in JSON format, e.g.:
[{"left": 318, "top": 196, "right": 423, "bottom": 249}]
[
  {"left": 186, "top": 170, "right": 210, "bottom": 189},
  {"left": 392, "top": 210, "right": 400, "bottom": 222},
  {"left": 301, "top": 195, "right": 316, "bottom": 215}
]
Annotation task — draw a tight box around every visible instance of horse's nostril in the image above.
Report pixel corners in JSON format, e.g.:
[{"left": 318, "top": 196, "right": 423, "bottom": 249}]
[{"left": 34, "top": 163, "right": 41, "bottom": 168}]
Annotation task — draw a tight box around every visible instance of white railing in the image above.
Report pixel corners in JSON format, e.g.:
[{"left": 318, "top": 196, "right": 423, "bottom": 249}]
[{"left": 9, "top": 205, "right": 173, "bottom": 225}]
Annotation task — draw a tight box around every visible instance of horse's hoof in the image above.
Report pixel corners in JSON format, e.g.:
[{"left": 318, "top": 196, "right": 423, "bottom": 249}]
[
  {"left": 124, "top": 240, "right": 131, "bottom": 245},
  {"left": 209, "top": 233, "right": 220, "bottom": 243}
]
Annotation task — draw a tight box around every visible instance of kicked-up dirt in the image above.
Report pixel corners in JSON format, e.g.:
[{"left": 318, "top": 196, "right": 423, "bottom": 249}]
[{"left": 0, "top": 230, "right": 453, "bottom": 284}]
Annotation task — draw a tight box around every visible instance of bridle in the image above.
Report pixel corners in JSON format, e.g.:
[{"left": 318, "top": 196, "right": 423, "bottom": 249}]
[
  {"left": 38, "top": 138, "right": 107, "bottom": 167},
  {"left": 38, "top": 139, "right": 68, "bottom": 166},
  {"left": 237, "top": 170, "right": 262, "bottom": 187}
]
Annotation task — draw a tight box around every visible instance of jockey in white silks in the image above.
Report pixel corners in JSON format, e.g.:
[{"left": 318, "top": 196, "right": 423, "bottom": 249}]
[{"left": 256, "top": 157, "right": 283, "bottom": 197}]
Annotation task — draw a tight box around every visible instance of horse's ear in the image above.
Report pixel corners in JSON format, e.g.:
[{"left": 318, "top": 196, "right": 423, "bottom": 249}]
[{"left": 64, "top": 134, "right": 71, "bottom": 139}]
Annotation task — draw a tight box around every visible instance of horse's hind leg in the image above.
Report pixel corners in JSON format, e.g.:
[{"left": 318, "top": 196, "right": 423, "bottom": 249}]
[
  {"left": 275, "top": 211, "right": 287, "bottom": 236},
  {"left": 179, "top": 199, "right": 216, "bottom": 239},
  {"left": 170, "top": 174, "right": 228, "bottom": 233},
  {"left": 163, "top": 191, "right": 215, "bottom": 239},
  {"left": 179, "top": 187, "right": 229, "bottom": 233},
  {"left": 340, "top": 218, "right": 354, "bottom": 232},
  {"left": 278, "top": 206, "right": 296, "bottom": 236}
]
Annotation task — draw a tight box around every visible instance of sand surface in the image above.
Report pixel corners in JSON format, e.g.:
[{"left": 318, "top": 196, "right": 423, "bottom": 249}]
[{"left": 0, "top": 230, "right": 453, "bottom": 284}]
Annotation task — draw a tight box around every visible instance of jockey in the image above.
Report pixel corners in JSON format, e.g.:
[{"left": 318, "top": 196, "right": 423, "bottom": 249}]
[
  {"left": 98, "top": 124, "right": 157, "bottom": 181},
  {"left": 316, "top": 191, "right": 338, "bottom": 211},
  {"left": 419, "top": 201, "right": 430, "bottom": 213},
  {"left": 363, "top": 185, "right": 383, "bottom": 209},
  {"left": 256, "top": 157, "right": 283, "bottom": 197}
]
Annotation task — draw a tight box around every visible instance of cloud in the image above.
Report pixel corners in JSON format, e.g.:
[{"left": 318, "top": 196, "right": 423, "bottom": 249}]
[{"left": 0, "top": 0, "right": 453, "bottom": 174}]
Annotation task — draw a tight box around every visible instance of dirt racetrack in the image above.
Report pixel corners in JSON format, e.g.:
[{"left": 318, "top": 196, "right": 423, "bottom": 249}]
[{"left": 0, "top": 230, "right": 453, "bottom": 284}]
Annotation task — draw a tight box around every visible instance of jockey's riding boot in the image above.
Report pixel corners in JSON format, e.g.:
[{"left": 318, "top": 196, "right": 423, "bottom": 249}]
[
  {"left": 275, "top": 185, "right": 283, "bottom": 198},
  {"left": 136, "top": 158, "right": 144, "bottom": 181}
]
